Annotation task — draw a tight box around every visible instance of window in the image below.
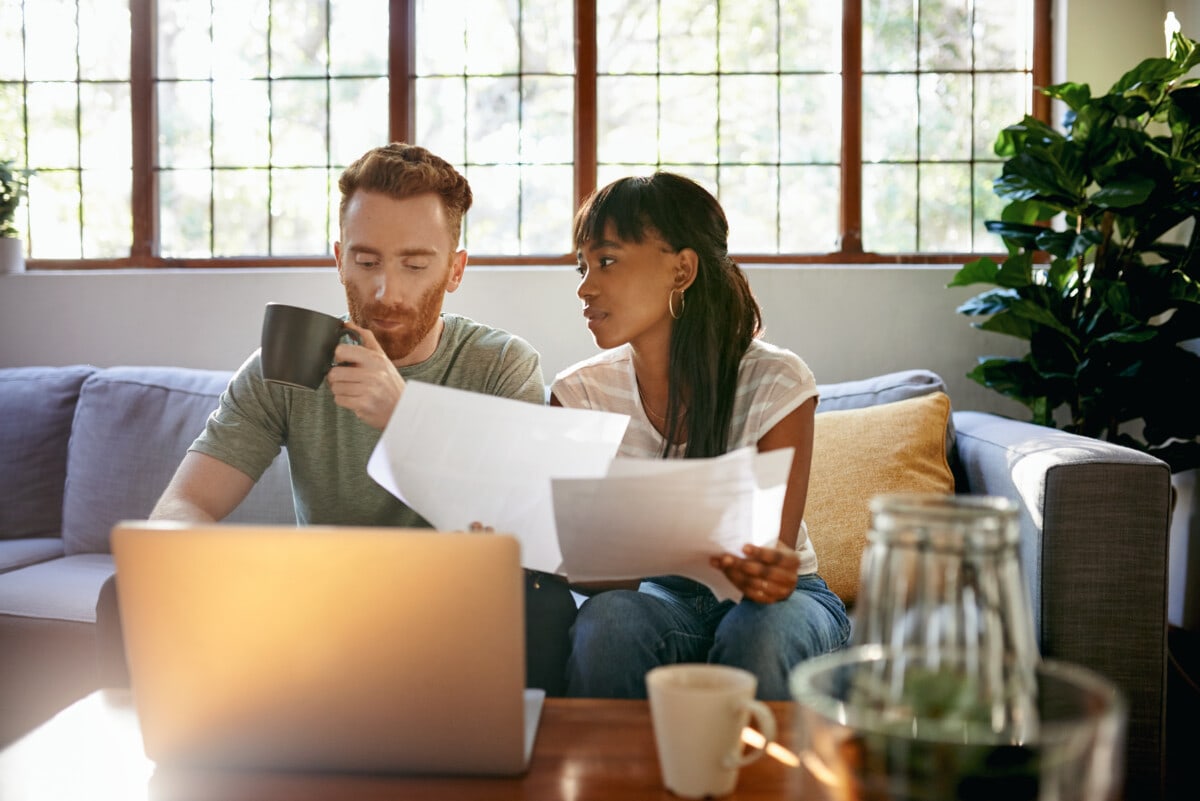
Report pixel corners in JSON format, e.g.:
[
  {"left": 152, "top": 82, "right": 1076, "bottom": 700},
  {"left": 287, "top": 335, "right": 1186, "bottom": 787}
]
[{"left": 0, "top": 0, "right": 1049, "bottom": 268}]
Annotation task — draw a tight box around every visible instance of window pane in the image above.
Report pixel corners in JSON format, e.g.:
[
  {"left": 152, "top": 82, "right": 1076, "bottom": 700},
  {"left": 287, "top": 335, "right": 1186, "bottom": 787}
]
[
  {"left": 81, "top": 168, "right": 132, "bottom": 257},
  {"left": 270, "top": 80, "right": 328, "bottom": 167},
  {"left": 466, "top": 0, "right": 519, "bottom": 74},
  {"left": 25, "top": 0, "right": 77, "bottom": 81},
  {"left": 330, "top": 78, "right": 389, "bottom": 167},
  {"left": 158, "top": 82, "right": 212, "bottom": 169},
  {"left": 918, "top": 163, "right": 972, "bottom": 251},
  {"left": 973, "top": 162, "right": 1005, "bottom": 251},
  {"left": 416, "top": 0, "right": 467, "bottom": 75},
  {"left": 80, "top": 0, "right": 131, "bottom": 81},
  {"left": 720, "top": 75, "right": 778, "bottom": 164},
  {"left": 160, "top": 169, "right": 212, "bottom": 257},
  {"left": 780, "top": 1, "right": 841, "bottom": 72},
  {"left": 780, "top": 166, "right": 840, "bottom": 253},
  {"left": 781, "top": 75, "right": 841, "bottom": 164},
  {"left": 919, "top": 72, "right": 971, "bottom": 161},
  {"left": 212, "top": 0, "right": 268, "bottom": 79},
  {"left": 597, "top": 0, "right": 657, "bottom": 74},
  {"left": 660, "top": 0, "right": 716, "bottom": 73},
  {"left": 270, "top": 0, "right": 327, "bottom": 78},
  {"left": 214, "top": 80, "right": 270, "bottom": 167},
  {"left": 660, "top": 76, "right": 717, "bottom": 166},
  {"left": 975, "top": 72, "right": 1030, "bottom": 159},
  {"left": 158, "top": 1, "right": 212, "bottom": 79},
  {"left": 416, "top": 77, "right": 467, "bottom": 161},
  {"left": 918, "top": 0, "right": 969, "bottom": 71},
  {"left": 28, "top": 170, "right": 81, "bottom": 258},
  {"left": 0, "top": 84, "right": 25, "bottom": 156},
  {"left": 80, "top": 83, "right": 132, "bottom": 170},
  {"left": 26, "top": 83, "right": 79, "bottom": 169},
  {"left": 863, "top": 74, "right": 917, "bottom": 162},
  {"left": 519, "top": 165, "right": 573, "bottom": 254},
  {"left": 521, "top": 77, "right": 574, "bottom": 164},
  {"left": 214, "top": 169, "right": 269, "bottom": 255},
  {"left": 270, "top": 168, "right": 329, "bottom": 255},
  {"left": 720, "top": 166, "right": 778, "bottom": 253},
  {"left": 864, "top": 0, "right": 916, "bottom": 72},
  {"left": 330, "top": 0, "right": 387, "bottom": 76},
  {"left": 522, "top": 0, "right": 574, "bottom": 74},
  {"left": 719, "top": 0, "right": 777, "bottom": 73},
  {"left": 0, "top": 0, "right": 23, "bottom": 80},
  {"left": 465, "top": 164, "right": 520, "bottom": 254},
  {"left": 974, "top": 0, "right": 1034, "bottom": 70},
  {"left": 598, "top": 75, "right": 658, "bottom": 165},
  {"left": 862, "top": 163, "right": 916, "bottom": 252},
  {"left": 466, "top": 77, "right": 520, "bottom": 165}
]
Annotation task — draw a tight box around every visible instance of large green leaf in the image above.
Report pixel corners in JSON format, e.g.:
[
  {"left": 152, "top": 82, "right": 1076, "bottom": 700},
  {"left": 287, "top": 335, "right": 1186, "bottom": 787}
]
[
  {"left": 993, "top": 116, "right": 1063, "bottom": 159},
  {"left": 1034, "top": 229, "right": 1098, "bottom": 259},
  {"left": 947, "top": 256, "right": 999, "bottom": 288},
  {"left": 1008, "top": 297, "right": 1076, "bottom": 339},
  {"left": 1110, "top": 56, "right": 1182, "bottom": 98},
  {"left": 1042, "top": 82, "right": 1091, "bottom": 111},
  {"left": 956, "top": 287, "right": 1020, "bottom": 316},
  {"left": 994, "top": 145, "right": 1085, "bottom": 207},
  {"left": 977, "top": 312, "right": 1034, "bottom": 341},
  {"left": 1091, "top": 176, "right": 1157, "bottom": 209}
]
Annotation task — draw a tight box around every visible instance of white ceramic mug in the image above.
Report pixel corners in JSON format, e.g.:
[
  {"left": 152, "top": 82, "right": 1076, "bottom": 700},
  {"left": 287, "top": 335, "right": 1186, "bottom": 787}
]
[{"left": 646, "top": 664, "right": 777, "bottom": 799}]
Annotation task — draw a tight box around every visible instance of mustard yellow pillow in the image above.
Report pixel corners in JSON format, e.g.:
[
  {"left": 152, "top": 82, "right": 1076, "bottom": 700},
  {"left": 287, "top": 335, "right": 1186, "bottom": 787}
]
[{"left": 805, "top": 391, "right": 955, "bottom": 605}]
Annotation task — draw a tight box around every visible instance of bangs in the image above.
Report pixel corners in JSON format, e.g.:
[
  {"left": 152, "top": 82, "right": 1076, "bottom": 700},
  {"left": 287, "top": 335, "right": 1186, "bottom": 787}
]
[{"left": 573, "top": 176, "right": 656, "bottom": 250}]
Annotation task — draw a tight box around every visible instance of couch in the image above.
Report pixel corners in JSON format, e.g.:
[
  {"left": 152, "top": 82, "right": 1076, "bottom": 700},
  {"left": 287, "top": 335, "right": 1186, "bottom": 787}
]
[{"left": 0, "top": 364, "right": 1172, "bottom": 799}]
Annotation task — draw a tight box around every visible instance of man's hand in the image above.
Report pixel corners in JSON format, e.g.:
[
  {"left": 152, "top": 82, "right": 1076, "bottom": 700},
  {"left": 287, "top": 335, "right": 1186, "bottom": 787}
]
[
  {"left": 710, "top": 543, "right": 800, "bottom": 605},
  {"left": 326, "top": 321, "right": 406, "bottom": 430}
]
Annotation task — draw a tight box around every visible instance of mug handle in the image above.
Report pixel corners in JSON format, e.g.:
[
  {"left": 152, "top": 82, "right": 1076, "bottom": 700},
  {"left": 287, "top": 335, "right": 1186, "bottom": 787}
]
[{"left": 725, "top": 699, "right": 777, "bottom": 768}]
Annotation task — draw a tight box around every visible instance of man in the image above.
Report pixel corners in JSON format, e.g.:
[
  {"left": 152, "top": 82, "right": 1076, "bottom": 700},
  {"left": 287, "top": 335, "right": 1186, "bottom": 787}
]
[
  {"left": 99, "top": 143, "right": 575, "bottom": 693},
  {"left": 152, "top": 142, "right": 543, "bottom": 524}
]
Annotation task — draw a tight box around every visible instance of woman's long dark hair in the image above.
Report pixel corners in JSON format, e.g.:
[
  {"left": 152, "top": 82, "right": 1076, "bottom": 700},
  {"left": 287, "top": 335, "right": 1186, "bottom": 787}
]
[{"left": 573, "top": 172, "right": 763, "bottom": 458}]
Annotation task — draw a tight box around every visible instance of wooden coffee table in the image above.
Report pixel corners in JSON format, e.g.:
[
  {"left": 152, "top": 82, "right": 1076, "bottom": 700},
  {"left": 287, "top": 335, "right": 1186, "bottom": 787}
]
[{"left": 0, "top": 690, "right": 805, "bottom": 800}]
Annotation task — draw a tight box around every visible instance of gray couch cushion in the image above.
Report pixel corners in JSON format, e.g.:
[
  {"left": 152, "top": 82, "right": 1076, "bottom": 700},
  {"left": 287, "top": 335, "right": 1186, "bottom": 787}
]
[
  {"left": 816, "top": 368, "right": 949, "bottom": 412},
  {"left": 0, "top": 539, "right": 65, "bottom": 574},
  {"left": 62, "top": 367, "right": 296, "bottom": 555},
  {"left": 0, "top": 553, "right": 115, "bottom": 622},
  {"left": 0, "top": 365, "right": 97, "bottom": 540}
]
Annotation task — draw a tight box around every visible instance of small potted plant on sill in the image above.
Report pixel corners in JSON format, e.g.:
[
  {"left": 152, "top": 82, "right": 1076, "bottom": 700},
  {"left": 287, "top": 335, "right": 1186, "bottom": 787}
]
[
  {"left": 949, "top": 25, "right": 1200, "bottom": 473},
  {"left": 1, "top": 157, "right": 30, "bottom": 274}
]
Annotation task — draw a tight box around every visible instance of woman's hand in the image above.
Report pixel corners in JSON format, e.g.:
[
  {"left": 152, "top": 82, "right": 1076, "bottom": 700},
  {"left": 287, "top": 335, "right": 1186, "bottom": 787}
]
[{"left": 710, "top": 543, "right": 800, "bottom": 604}]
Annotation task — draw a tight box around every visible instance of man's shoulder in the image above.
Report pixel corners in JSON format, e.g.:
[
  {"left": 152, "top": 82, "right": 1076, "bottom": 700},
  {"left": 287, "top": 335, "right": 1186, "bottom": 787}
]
[{"left": 442, "top": 313, "right": 535, "bottom": 354}]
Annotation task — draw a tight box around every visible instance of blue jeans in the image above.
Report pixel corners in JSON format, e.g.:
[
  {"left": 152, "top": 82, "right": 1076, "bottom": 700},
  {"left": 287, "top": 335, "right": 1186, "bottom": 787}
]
[{"left": 565, "top": 573, "right": 851, "bottom": 700}]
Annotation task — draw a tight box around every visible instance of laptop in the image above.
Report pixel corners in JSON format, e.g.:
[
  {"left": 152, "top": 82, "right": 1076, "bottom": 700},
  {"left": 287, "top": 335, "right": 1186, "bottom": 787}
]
[{"left": 110, "top": 521, "right": 544, "bottom": 775}]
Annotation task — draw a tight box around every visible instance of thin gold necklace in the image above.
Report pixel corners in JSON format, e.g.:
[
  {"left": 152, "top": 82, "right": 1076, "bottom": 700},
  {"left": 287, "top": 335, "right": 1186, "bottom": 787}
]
[{"left": 636, "top": 380, "right": 667, "bottom": 423}]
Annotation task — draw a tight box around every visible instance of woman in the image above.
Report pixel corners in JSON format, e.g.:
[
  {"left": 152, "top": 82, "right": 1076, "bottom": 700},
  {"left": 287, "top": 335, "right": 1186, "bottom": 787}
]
[{"left": 550, "top": 172, "right": 849, "bottom": 700}]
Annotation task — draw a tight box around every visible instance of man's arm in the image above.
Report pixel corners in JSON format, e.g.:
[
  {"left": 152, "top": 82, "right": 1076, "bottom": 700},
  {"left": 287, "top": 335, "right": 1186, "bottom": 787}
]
[{"left": 150, "top": 451, "right": 257, "bottom": 523}]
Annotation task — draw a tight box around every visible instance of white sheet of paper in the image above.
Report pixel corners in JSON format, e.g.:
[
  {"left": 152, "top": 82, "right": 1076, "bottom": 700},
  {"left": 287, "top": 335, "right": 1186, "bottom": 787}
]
[
  {"left": 551, "top": 446, "right": 793, "bottom": 601},
  {"left": 366, "top": 381, "right": 630, "bottom": 573}
]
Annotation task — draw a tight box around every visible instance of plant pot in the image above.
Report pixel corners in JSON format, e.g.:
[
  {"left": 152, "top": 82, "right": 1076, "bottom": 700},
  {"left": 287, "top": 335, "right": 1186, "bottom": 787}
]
[{"left": 0, "top": 237, "right": 25, "bottom": 273}]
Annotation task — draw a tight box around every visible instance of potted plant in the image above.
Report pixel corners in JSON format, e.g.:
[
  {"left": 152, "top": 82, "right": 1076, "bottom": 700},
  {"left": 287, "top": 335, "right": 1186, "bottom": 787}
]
[
  {"left": 949, "top": 28, "right": 1200, "bottom": 473},
  {"left": 0, "top": 157, "right": 29, "bottom": 274}
]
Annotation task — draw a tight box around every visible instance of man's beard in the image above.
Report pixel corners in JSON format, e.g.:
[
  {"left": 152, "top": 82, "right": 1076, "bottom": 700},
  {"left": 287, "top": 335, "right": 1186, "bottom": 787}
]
[{"left": 345, "top": 273, "right": 450, "bottom": 362}]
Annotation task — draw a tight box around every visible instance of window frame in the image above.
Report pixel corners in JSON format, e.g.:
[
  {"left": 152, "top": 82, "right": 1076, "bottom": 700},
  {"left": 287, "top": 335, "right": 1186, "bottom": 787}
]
[{"left": 22, "top": 0, "right": 1052, "bottom": 271}]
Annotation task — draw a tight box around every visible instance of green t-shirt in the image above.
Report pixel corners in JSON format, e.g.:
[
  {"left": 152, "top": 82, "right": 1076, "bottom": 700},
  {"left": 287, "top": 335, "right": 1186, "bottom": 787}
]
[{"left": 191, "top": 313, "right": 544, "bottom": 527}]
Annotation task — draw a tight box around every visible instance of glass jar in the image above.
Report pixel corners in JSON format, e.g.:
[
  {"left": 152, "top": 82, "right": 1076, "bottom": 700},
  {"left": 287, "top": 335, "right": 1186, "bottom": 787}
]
[{"left": 851, "top": 493, "right": 1041, "bottom": 739}]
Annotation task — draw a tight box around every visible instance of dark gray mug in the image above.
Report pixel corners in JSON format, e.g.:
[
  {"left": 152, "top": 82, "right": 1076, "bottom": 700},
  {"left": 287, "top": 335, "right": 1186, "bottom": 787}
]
[{"left": 260, "top": 303, "right": 362, "bottom": 389}]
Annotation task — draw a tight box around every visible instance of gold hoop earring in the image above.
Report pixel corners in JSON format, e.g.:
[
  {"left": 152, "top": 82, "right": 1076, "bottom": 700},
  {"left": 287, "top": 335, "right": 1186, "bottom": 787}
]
[{"left": 668, "top": 288, "right": 686, "bottom": 320}]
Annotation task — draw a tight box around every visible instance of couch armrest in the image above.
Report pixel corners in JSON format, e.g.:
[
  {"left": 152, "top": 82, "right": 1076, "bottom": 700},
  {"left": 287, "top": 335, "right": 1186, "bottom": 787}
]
[{"left": 952, "top": 410, "right": 1170, "bottom": 799}]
